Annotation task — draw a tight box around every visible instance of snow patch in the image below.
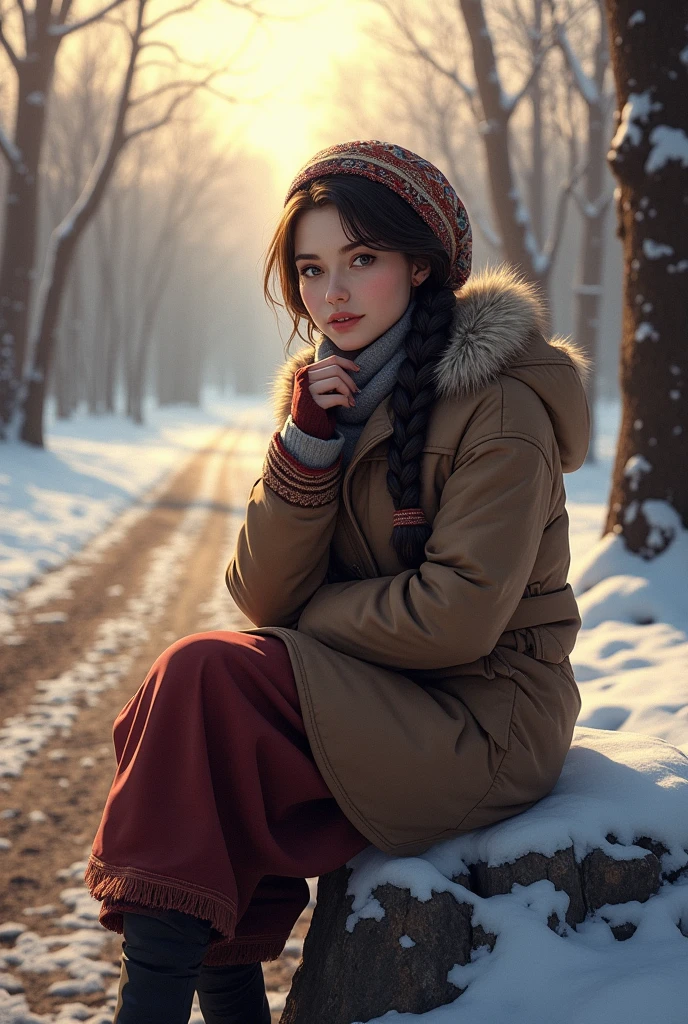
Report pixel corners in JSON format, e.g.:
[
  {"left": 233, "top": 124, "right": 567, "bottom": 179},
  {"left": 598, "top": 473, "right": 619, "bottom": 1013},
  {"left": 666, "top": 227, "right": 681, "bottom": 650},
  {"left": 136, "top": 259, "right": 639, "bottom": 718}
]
[
  {"left": 645, "top": 126, "right": 688, "bottom": 174},
  {"left": 609, "top": 91, "right": 663, "bottom": 154},
  {"left": 571, "top": 501, "right": 688, "bottom": 626},
  {"left": 642, "top": 238, "right": 674, "bottom": 259},
  {"left": 345, "top": 728, "right": 688, "bottom": 1023},
  {"left": 634, "top": 322, "right": 659, "bottom": 342},
  {"left": 623, "top": 454, "right": 652, "bottom": 491}
]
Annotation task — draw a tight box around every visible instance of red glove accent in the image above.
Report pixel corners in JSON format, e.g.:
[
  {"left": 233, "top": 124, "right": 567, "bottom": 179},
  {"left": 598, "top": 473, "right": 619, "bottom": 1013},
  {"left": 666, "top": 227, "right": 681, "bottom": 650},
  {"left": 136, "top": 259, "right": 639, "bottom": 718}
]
[{"left": 290, "top": 365, "right": 337, "bottom": 440}]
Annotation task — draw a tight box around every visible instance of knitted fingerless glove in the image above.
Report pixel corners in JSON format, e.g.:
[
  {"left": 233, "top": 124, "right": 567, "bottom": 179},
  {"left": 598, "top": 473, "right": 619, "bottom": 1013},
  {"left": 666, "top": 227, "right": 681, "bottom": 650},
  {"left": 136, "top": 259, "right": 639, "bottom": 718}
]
[{"left": 290, "top": 365, "right": 337, "bottom": 440}]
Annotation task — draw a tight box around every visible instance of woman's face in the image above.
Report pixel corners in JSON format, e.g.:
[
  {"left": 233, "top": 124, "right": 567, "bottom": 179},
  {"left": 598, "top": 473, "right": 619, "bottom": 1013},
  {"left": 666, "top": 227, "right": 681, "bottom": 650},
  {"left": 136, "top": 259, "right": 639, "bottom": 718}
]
[{"left": 293, "top": 204, "right": 430, "bottom": 351}]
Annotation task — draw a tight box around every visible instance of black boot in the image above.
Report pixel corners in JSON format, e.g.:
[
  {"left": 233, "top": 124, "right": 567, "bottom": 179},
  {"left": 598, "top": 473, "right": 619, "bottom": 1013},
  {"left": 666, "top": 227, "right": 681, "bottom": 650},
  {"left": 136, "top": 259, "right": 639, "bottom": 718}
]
[
  {"left": 197, "top": 961, "right": 272, "bottom": 1023},
  {"left": 113, "top": 908, "right": 212, "bottom": 1024}
]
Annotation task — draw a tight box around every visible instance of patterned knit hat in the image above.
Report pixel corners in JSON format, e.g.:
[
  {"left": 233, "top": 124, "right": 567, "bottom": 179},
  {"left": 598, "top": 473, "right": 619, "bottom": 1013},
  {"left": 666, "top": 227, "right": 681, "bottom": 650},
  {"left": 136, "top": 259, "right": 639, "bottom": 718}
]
[{"left": 284, "top": 140, "right": 472, "bottom": 291}]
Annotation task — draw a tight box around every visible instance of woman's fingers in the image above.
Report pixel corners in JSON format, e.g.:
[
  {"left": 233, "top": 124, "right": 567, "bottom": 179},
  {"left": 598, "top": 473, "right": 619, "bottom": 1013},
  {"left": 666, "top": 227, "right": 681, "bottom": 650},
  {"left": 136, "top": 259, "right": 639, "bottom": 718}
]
[
  {"left": 309, "top": 365, "right": 359, "bottom": 396},
  {"left": 305, "top": 355, "right": 360, "bottom": 409},
  {"left": 317, "top": 392, "right": 354, "bottom": 409},
  {"left": 309, "top": 375, "right": 355, "bottom": 408},
  {"left": 313, "top": 354, "right": 360, "bottom": 371}
]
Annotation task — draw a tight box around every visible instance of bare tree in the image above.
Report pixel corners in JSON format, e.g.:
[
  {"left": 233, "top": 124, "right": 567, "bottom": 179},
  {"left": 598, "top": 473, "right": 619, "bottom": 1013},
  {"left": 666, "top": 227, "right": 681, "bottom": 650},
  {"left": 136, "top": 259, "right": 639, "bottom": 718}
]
[
  {"left": 548, "top": 0, "right": 615, "bottom": 461},
  {"left": 361, "top": 0, "right": 616, "bottom": 461},
  {"left": 602, "top": 0, "right": 688, "bottom": 554},
  {"left": 40, "top": 31, "right": 109, "bottom": 417},
  {"left": 0, "top": 0, "right": 269, "bottom": 445},
  {"left": 372, "top": 0, "right": 582, "bottom": 288},
  {"left": 119, "top": 119, "right": 233, "bottom": 423}
]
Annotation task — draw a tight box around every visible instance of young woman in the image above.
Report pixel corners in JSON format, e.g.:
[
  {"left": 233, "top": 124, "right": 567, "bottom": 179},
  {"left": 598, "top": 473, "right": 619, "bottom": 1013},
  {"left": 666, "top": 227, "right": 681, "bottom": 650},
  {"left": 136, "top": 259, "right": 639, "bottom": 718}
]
[{"left": 86, "top": 140, "right": 591, "bottom": 1023}]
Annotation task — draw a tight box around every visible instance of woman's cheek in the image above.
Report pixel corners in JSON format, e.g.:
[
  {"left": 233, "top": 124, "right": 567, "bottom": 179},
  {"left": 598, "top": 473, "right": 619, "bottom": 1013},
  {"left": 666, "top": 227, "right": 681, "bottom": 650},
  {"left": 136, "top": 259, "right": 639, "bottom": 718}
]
[
  {"left": 299, "top": 280, "right": 318, "bottom": 319},
  {"left": 362, "top": 266, "right": 404, "bottom": 304}
]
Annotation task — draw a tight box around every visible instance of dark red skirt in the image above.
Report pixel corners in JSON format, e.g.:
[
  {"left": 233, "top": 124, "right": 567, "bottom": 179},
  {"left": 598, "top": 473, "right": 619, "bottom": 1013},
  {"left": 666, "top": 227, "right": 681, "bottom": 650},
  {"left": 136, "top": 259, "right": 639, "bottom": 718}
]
[{"left": 84, "top": 631, "right": 371, "bottom": 966}]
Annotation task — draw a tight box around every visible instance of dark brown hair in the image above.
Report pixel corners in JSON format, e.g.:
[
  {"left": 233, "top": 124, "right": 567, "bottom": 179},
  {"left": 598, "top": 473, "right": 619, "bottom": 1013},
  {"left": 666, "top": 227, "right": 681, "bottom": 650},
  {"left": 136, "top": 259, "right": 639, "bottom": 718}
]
[{"left": 263, "top": 174, "right": 457, "bottom": 570}]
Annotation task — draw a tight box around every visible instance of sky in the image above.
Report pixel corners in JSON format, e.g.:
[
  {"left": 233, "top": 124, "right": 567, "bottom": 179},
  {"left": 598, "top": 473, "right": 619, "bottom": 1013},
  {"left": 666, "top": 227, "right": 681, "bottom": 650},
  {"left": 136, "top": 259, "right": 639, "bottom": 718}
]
[{"left": 165, "top": 0, "right": 370, "bottom": 192}]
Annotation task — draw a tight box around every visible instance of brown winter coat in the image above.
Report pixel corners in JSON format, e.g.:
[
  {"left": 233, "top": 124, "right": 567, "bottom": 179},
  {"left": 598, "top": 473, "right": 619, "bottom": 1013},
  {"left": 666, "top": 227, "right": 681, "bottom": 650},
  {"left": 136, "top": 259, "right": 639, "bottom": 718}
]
[{"left": 225, "top": 265, "right": 591, "bottom": 858}]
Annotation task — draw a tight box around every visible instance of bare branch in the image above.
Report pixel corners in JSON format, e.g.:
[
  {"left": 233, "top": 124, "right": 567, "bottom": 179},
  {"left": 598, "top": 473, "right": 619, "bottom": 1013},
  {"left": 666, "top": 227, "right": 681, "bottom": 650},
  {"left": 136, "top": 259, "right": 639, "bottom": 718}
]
[
  {"left": 571, "top": 186, "right": 613, "bottom": 220},
  {"left": 0, "top": 15, "right": 21, "bottom": 70},
  {"left": 549, "top": 4, "right": 600, "bottom": 106},
  {"left": 542, "top": 152, "right": 586, "bottom": 267},
  {"left": 503, "top": 51, "right": 545, "bottom": 119},
  {"left": 56, "top": 0, "right": 73, "bottom": 25},
  {"left": 49, "top": 0, "right": 128, "bottom": 37},
  {"left": 126, "top": 58, "right": 240, "bottom": 139},
  {"left": 135, "top": 59, "right": 178, "bottom": 75},
  {"left": 143, "top": 0, "right": 204, "bottom": 33},
  {"left": 129, "top": 77, "right": 215, "bottom": 108},
  {"left": 124, "top": 90, "right": 194, "bottom": 143},
  {"left": 219, "top": 0, "right": 305, "bottom": 21},
  {"left": 139, "top": 39, "right": 214, "bottom": 71},
  {"left": 199, "top": 83, "right": 240, "bottom": 104},
  {"left": 372, "top": 0, "right": 479, "bottom": 117},
  {"left": 16, "top": 0, "right": 29, "bottom": 37}
]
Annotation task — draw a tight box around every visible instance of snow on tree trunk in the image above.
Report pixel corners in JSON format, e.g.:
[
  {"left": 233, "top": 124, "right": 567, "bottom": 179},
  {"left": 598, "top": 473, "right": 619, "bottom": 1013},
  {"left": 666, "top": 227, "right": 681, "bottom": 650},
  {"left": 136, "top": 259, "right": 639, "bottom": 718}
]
[
  {"left": 0, "top": 54, "right": 56, "bottom": 438},
  {"left": 603, "top": 0, "right": 688, "bottom": 552}
]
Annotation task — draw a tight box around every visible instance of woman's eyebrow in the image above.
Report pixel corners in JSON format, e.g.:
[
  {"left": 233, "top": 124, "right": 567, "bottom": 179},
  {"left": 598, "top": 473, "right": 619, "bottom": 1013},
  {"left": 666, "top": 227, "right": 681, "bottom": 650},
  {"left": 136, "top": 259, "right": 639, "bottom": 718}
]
[{"left": 294, "top": 240, "right": 366, "bottom": 261}]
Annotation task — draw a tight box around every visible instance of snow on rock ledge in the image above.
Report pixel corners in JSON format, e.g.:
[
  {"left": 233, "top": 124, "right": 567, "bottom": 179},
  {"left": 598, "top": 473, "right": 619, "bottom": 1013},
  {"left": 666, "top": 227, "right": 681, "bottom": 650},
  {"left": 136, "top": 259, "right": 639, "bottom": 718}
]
[{"left": 281, "top": 728, "right": 688, "bottom": 1023}]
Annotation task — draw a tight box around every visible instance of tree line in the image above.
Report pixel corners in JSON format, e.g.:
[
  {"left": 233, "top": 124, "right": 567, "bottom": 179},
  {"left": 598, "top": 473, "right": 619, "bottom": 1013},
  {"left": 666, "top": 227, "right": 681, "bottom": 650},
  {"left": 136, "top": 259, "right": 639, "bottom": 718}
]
[{"left": 0, "top": 0, "right": 686, "bottom": 562}]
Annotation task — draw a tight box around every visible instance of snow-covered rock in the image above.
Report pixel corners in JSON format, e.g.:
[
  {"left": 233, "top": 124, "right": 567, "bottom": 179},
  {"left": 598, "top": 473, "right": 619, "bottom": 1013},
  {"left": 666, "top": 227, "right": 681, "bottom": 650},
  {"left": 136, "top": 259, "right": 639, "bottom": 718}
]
[{"left": 282, "top": 728, "right": 688, "bottom": 1023}]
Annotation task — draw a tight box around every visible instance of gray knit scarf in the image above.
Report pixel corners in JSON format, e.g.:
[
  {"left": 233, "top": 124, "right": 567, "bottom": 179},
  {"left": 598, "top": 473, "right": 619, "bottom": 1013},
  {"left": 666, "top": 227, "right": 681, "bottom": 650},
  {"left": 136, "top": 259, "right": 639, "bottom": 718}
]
[{"left": 315, "top": 297, "right": 416, "bottom": 466}]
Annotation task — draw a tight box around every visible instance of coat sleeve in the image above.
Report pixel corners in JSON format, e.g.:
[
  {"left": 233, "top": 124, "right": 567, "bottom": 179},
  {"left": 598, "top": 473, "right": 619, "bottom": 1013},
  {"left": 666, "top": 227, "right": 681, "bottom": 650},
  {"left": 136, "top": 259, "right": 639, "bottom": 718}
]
[
  {"left": 225, "top": 430, "right": 342, "bottom": 628},
  {"left": 296, "top": 436, "right": 554, "bottom": 668}
]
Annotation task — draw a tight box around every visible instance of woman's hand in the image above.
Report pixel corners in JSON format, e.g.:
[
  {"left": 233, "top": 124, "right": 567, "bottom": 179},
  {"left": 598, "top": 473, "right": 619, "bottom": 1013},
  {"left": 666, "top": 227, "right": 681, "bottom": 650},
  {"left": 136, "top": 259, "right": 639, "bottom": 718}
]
[{"left": 291, "top": 356, "right": 360, "bottom": 440}]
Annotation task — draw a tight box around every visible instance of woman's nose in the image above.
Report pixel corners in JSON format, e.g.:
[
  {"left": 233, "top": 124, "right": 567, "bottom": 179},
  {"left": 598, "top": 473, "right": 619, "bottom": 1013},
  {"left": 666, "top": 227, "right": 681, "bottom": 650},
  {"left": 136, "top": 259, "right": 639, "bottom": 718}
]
[{"left": 325, "top": 277, "right": 349, "bottom": 304}]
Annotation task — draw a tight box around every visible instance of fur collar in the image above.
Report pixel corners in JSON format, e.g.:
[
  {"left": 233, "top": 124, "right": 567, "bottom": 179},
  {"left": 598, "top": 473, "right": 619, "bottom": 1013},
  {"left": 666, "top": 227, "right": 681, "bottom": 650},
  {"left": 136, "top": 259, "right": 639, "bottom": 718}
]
[{"left": 269, "top": 262, "right": 591, "bottom": 427}]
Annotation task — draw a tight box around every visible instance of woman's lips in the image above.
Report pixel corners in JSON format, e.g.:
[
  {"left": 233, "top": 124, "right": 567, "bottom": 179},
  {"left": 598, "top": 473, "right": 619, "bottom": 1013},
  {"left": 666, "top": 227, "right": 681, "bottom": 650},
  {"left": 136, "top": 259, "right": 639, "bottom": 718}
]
[{"left": 327, "top": 315, "right": 364, "bottom": 333}]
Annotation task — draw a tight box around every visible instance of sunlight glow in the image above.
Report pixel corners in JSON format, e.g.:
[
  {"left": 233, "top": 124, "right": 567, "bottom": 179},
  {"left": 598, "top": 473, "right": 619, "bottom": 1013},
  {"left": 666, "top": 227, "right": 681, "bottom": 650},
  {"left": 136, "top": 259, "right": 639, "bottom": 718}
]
[{"left": 166, "top": 0, "right": 367, "bottom": 187}]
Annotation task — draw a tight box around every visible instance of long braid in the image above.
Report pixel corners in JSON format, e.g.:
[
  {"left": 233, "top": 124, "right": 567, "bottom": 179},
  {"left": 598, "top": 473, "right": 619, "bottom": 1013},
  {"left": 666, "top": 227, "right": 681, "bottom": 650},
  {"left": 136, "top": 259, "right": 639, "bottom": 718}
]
[{"left": 387, "top": 284, "right": 457, "bottom": 569}]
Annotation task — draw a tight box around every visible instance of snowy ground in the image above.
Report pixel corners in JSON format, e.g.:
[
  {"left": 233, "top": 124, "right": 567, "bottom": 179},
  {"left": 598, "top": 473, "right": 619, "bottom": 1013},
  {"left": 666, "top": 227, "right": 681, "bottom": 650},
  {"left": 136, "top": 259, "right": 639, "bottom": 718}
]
[
  {"left": 1, "top": 393, "right": 687, "bottom": 1023},
  {"left": 565, "top": 401, "right": 688, "bottom": 757},
  {"left": 0, "top": 390, "right": 272, "bottom": 641}
]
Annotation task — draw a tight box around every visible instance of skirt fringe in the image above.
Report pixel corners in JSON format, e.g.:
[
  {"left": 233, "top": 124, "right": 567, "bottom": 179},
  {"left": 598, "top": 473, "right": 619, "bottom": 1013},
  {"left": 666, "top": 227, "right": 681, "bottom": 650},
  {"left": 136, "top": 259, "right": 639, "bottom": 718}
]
[{"left": 84, "top": 854, "right": 237, "bottom": 945}]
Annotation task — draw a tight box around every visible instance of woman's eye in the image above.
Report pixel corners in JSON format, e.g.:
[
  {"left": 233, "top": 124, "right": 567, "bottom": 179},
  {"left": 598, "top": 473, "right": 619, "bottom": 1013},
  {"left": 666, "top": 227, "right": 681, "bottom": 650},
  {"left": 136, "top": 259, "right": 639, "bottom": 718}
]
[
  {"left": 352, "top": 253, "right": 375, "bottom": 267},
  {"left": 300, "top": 265, "right": 321, "bottom": 278}
]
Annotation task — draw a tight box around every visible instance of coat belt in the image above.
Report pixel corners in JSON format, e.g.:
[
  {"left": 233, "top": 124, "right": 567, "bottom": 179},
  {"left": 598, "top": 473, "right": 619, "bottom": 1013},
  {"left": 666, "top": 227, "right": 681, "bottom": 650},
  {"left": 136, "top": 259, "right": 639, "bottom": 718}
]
[{"left": 502, "top": 583, "right": 580, "bottom": 632}]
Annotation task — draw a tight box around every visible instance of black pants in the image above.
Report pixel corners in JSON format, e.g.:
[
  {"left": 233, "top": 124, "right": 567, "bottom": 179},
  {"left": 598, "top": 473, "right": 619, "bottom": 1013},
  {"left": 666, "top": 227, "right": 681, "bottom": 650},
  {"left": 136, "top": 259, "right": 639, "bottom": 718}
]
[{"left": 114, "top": 909, "right": 272, "bottom": 1023}]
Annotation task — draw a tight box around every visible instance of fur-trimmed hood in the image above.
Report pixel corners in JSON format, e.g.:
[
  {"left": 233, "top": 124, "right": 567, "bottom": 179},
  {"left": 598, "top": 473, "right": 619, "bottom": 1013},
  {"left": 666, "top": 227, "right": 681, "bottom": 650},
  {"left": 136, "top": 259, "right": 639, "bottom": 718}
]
[{"left": 269, "top": 263, "right": 591, "bottom": 471}]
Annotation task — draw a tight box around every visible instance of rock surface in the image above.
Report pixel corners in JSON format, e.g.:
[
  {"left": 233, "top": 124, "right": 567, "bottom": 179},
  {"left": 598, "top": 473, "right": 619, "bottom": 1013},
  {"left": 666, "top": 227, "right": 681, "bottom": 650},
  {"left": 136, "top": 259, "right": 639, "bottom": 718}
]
[{"left": 280, "top": 728, "right": 688, "bottom": 1023}]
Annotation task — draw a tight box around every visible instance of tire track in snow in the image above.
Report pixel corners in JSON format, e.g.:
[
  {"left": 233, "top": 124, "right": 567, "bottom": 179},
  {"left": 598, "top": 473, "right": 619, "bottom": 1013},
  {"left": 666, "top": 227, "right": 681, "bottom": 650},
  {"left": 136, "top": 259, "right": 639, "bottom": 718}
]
[{"left": 0, "top": 431, "right": 231, "bottom": 780}]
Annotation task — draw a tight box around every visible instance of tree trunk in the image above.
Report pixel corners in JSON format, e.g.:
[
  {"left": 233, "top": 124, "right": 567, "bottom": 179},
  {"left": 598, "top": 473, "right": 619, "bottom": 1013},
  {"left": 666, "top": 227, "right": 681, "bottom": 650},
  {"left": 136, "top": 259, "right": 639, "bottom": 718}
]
[
  {"left": 528, "top": 0, "right": 545, "bottom": 249},
  {"left": 19, "top": 225, "right": 80, "bottom": 446},
  {"left": 572, "top": 9, "right": 612, "bottom": 465},
  {"left": 54, "top": 264, "right": 82, "bottom": 419},
  {"left": 0, "top": 53, "right": 55, "bottom": 436},
  {"left": 603, "top": 0, "right": 688, "bottom": 552},
  {"left": 458, "top": 0, "right": 543, "bottom": 283}
]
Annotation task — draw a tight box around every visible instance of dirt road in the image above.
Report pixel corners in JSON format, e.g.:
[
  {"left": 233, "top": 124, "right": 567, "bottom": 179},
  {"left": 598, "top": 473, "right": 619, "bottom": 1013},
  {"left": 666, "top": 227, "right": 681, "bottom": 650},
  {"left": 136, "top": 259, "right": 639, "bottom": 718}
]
[{"left": 0, "top": 420, "right": 312, "bottom": 1023}]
